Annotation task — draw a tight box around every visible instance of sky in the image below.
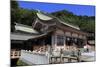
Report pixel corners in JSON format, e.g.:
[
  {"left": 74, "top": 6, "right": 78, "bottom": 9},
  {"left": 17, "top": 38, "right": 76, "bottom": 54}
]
[{"left": 18, "top": 1, "right": 95, "bottom": 16}]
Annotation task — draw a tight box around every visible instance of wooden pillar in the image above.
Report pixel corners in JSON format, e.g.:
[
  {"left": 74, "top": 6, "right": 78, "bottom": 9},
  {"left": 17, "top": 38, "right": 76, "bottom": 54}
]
[
  {"left": 55, "top": 35, "right": 57, "bottom": 50},
  {"left": 84, "top": 36, "right": 87, "bottom": 45},
  {"left": 64, "top": 32, "right": 66, "bottom": 50},
  {"left": 52, "top": 35, "right": 56, "bottom": 50}
]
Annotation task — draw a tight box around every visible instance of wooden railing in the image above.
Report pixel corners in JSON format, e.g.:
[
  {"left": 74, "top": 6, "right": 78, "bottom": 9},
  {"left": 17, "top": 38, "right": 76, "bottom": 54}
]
[
  {"left": 50, "top": 56, "right": 80, "bottom": 64},
  {"left": 11, "top": 51, "right": 21, "bottom": 59},
  {"left": 11, "top": 50, "right": 48, "bottom": 59}
]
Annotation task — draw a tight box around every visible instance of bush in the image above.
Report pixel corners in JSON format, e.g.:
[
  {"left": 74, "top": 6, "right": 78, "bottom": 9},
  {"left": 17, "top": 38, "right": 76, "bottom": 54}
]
[{"left": 17, "top": 60, "right": 29, "bottom": 66}]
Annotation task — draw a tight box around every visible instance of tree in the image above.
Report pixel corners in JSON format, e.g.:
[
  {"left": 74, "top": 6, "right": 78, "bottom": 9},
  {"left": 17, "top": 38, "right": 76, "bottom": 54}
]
[
  {"left": 11, "top": 1, "right": 20, "bottom": 32},
  {"left": 11, "top": 1, "right": 37, "bottom": 32}
]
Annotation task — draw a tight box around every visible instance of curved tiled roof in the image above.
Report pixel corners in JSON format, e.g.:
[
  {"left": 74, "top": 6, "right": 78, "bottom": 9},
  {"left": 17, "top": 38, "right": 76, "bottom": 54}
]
[
  {"left": 11, "top": 32, "right": 48, "bottom": 40},
  {"left": 37, "top": 12, "right": 53, "bottom": 21},
  {"left": 15, "top": 23, "right": 39, "bottom": 34},
  {"left": 36, "top": 11, "right": 80, "bottom": 30}
]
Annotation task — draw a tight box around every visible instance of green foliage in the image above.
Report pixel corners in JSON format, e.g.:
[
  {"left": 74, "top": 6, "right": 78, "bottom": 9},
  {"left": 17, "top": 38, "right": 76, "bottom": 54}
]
[
  {"left": 11, "top": 1, "right": 20, "bottom": 32},
  {"left": 11, "top": 0, "right": 19, "bottom": 9},
  {"left": 18, "top": 8, "right": 37, "bottom": 26},
  {"left": 52, "top": 10, "right": 95, "bottom": 33},
  {"left": 11, "top": 1, "right": 37, "bottom": 32},
  {"left": 17, "top": 60, "right": 29, "bottom": 66},
  {"left": 11, "top": 1, "right": 37, "bottom": 25}
]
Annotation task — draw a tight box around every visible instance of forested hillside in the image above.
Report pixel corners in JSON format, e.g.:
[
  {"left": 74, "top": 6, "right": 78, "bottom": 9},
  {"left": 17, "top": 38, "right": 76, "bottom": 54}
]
[
  {"left": 52, "top": 10, "right": 95, "bottom": 33},
  {"left": 11, "top": 1, "right": 95, "bottom": 35}
]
